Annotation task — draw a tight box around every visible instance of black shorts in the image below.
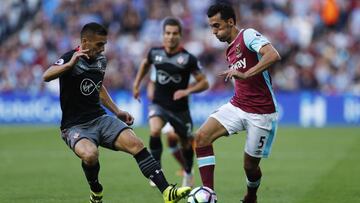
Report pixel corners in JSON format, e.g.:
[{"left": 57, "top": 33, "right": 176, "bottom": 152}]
[
  {"left": 148, "top": 103, "right": 193, "bottom": 140},
  {"left": 60, "top": 115, "right": 131, "bottom": 151}
]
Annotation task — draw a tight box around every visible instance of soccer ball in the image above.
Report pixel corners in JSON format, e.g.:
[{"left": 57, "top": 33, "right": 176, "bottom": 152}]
[{"left": 187, "top": 186, "right": 217, "bottom": 203}]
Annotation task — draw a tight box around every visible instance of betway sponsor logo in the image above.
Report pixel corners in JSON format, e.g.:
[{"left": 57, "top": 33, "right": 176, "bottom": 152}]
[{"left": 230, "top": 58, "right": 246, "bottom": 70}]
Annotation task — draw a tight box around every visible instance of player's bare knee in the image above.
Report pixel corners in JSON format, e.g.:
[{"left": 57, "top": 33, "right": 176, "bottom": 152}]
[
  {"left": 195, "top": 130, "right": 211, "bottom": 147},
  {"left": 80, "top": 149, "right": 99, "bottom": 165},
  {"left": 127, "top": 138, "right": 145, "bottom": 155}
]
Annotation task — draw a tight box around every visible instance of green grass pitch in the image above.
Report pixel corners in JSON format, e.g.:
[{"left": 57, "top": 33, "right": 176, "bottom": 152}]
[{"left": 0, "top": 126, "right": 359, "bottom": 203}]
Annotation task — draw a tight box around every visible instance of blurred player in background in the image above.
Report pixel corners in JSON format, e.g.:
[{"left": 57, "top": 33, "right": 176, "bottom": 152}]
[
  {"left": 147, "top": 72, "right": 187, "bottom": 179},
  {"left": 42, "top": 22, "right": 191, "bottom": 203},
  {"left": 133, "top": 17, "right": 209, "bottom": 187},
  {"left": 194, "top": 3, "right": 281, "bottom": 203}
]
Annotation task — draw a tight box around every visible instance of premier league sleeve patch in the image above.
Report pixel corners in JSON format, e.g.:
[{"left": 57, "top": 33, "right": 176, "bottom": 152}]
[{"left": 54, "top": 58, "right": 65, "bottom": 65}]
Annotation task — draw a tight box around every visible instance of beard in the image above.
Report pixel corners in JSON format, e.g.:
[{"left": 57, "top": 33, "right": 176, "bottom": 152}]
[{"left": 216, "top": 35, "right": 227, "bottom": 42}]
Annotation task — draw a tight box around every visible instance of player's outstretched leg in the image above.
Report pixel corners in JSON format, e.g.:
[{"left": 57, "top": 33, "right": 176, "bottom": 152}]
[
  {"left": 133, "top": 148, "right": 191, "bottom": 202},
  {"left": 116, "top": 128, "right": 190, "bottom": 202}
]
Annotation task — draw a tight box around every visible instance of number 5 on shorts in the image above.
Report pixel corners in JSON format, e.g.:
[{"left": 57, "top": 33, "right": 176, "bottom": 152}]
[{"left": 258, "top": 136, "right": 266, "bottom": 148}]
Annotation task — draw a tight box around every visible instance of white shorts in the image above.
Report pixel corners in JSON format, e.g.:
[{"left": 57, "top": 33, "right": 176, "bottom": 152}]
[
  {"left": 210, "top": 102, "right": 278, "bottom": 158},
  {"left": 161, "top": 122, "right": 174, "bottom": 134}
]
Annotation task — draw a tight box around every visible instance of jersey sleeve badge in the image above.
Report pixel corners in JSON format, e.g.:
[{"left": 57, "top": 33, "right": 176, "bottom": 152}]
[{"left": 54, "top": 58, "right": 65, "bottom": 65}]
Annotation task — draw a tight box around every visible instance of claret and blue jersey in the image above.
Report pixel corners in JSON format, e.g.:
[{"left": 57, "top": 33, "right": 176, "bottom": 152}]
[{"left": 226, "top": 28, "right": 278, "bottom": 114}]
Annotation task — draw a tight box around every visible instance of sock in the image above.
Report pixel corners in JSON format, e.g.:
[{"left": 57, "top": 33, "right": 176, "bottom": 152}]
[
  {"left": 134, "top": 148, "right": 169, "bottom": 193},
  {"left": 245, "top": 167, "right": 262, "bottom": 198},
  {"left": 81, "top": 161, "right": 102, "bottom": 193},
  {"left": 171, "top": 147, "right": 186, "bottom": 170},
  {"left": 195, "top": 145, "right": 215, "bottom": 190},
  {"left": 168, "top": 138, "right": 186, "bottom": 170},
  {"left": 181, "top": 147, "right": 194, "bottom": 174},
  {"left": 149, "top": 136, "right": 163, "bottom": 165}
]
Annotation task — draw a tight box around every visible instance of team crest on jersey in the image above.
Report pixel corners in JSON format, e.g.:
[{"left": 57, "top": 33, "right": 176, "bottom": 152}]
[
  {"left": 177, "top": 55, "right": 185, "bottom": 64},
  {"left": 73, "top": 132, "right": 80, "bottom": 139},
  {"left": 235, "top": 44, "right": 242, "bottom": 58},
  {"left": 97, "top": 60, "right": 105, "bottom": 72}
]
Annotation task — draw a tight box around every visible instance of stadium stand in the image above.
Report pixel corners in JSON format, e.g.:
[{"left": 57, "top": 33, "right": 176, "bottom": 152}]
[{"left": 0, "top": 0, "right": 359, "bottom": 95}]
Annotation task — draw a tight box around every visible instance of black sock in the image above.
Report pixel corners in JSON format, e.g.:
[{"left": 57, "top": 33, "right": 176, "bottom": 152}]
[
  {"left": 182, "top": 147, "right": 194, "bottom": 174},
  {"left": 81, "top": 161, "right": 102, "bottom": 193},
  {"left": 149, "top": 136, "right": 163, "bottom": 165},
  {"left": 134, "top": 148, "right": 169, "bottom": 193}
]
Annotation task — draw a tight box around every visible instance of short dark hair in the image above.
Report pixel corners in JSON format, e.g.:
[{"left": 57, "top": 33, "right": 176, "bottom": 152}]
[
  {"left": 80, "top": 22, "right": 107, "bottom": 39},
  {"left": 162, "top": 17, "right": 182, "bottom": 35},
  {"left": 207, "top": 3, "right": 236, "bottom": 25}
]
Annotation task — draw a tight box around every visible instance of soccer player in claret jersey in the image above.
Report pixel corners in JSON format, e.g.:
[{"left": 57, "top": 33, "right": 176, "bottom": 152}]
[
  {"left": 194, "top": 3, "right": 281, "bottom": 203},
  {"left": 42, "top": 22, "right": 190, "bottom": 203},
  {"left": 133, "top": 17, "right": 209, "bottom": 187}
]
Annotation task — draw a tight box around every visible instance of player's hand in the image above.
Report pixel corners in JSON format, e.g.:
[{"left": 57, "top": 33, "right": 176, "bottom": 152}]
[
  {"left": 116, "top": 110, "right": 134, "bottom": 126},
  {"left": 218, "top": 69, "right": 248, "bottom": 81},
  {"left": 132, "top": 86, "right": 141, "bottom": 102},
  {"left": 173, "top": 89, "right": 190, "bottom": 100},
  {"left": 67, "top": 49, "right": 90, "bottom": 67}
]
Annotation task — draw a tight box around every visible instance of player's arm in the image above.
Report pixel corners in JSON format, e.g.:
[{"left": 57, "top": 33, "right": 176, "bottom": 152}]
[
  {"left": 132, "top": 57, "right": 152, "bottom": 101},
  {"left": 242, "top": 44, "right": 281, "bottom": 78},
  {"left": 173, "top": 71, "right": 209, "bottom": 100},
  {"left": 219, "top": 44, "right": 280, "bottom": 81},
  {"left": 147, "top": 80, "right": 155, "bottom": 101},
  {"left": 42, "top": 49, "right": 89, "bottom": 82},
  {"left": 220, "top": 29, "right": 281, "bottom": 81},
  {"left": 188, "top": 72, "right": 209, "bottom": 93},
  {"left": 99, "top": 85, "right": 134, "bottom": 125}
]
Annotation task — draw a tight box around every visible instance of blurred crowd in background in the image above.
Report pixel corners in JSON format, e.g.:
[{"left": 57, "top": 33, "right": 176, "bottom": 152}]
[{"left": 1, "top": 0, "right": 360, "bottom": 95}]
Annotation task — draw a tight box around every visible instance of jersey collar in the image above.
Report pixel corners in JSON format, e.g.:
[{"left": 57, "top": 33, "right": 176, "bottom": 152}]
[{"left": 229, "top": 29, "right": 243, "bottom": 47}]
